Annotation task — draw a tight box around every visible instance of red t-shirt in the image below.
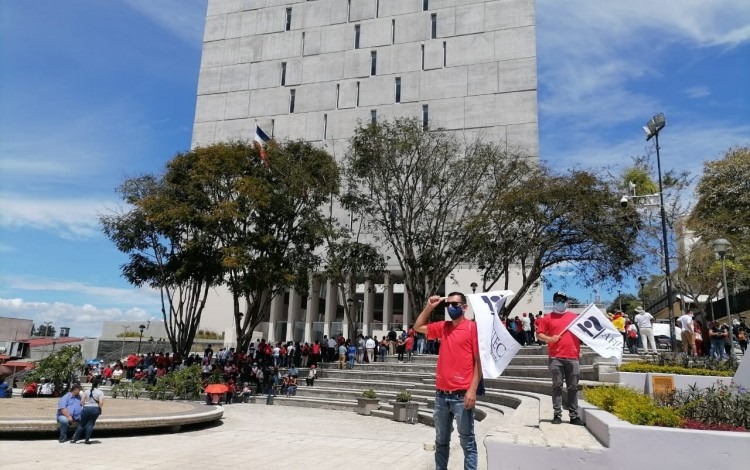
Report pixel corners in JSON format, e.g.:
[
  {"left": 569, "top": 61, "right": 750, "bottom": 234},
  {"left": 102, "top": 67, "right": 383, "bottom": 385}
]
[
  {"left": 534, "top": 311, "right": 581, "bottom": 359},
  {"left": 426, "top": 319, "right": 479, "bottom": 391}
]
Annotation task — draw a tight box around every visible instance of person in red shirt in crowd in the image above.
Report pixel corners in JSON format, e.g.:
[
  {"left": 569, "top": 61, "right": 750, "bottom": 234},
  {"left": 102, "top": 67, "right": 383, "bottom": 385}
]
[
  {"left": 126, "top": 353, "right": 138, "bottom": 379},
  {"left": 534, "top": 291, "right": 584, "bottom": 426},
  {"left": 405, "top": 330, "right": 415, "bottom": 363},
  {"left": 414, "top": 292, "right": 481, "bottom": 470}
]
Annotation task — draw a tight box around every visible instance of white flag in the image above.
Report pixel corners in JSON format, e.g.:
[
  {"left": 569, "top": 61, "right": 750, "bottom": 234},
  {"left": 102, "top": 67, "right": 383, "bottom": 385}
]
[
  {"left": 567, "top": 304, "right": 623, "bottom": 365},
  {"left": 467, "top": 291, "right": 521, "bottom": 378}
]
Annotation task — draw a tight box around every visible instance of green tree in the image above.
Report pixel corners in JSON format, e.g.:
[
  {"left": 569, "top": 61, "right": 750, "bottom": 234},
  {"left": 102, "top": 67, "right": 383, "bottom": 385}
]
[
  {"left": 25, "top": 345, "right": 83, "bottom": 394},
  {"left": 689, "top": 146, "right": 750, "bottom": 260},
  {"left": 474, "top": 168, "right": 642, "bottom": 315},
  {"left": 341, "top": 117, "right": 531, "bottom": 315},
  {"left": 35, "top": 324, "right": 56, "bottom": 337},
  {"left": 101, "top": 171, "right": 224, "bottom": 357},
  {"left": 672, "top": 241, "right": 724, "bottom": 320},
  {"left": 608, "top": 293, "right": 640, "bottom": 316},
  {"left": 169, "top": 141, "right": 338, "bottom": 351}
]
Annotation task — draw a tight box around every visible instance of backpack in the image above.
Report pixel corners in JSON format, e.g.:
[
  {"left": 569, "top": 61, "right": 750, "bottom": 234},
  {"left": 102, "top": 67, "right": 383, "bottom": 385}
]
[{"left": 627, "top": 329, "right": 637, "bottom": 339}]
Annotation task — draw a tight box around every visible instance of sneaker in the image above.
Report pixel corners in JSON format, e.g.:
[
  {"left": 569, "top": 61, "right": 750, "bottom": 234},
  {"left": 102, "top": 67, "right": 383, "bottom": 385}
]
[
  {"left": 551, "top": 416, "right": 562, "bottom": 424},
  {"left": 569, "top": 417, "right": 584, "bottom": 426}
]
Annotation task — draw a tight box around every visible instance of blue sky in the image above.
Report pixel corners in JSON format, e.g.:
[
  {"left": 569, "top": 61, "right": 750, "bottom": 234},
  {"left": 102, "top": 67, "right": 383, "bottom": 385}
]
[{"left": 1, "top": 0, "right": 749, "bottom": 336}]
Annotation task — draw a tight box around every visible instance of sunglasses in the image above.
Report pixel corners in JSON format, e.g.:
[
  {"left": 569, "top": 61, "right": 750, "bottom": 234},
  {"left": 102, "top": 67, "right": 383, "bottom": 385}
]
[{"left": 446, "top": 302, "right": 464, "bottom": 307}]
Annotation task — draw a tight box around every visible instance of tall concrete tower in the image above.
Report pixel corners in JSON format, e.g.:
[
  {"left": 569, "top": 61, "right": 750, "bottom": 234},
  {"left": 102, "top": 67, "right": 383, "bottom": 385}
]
[{"left": 191, "top": 0, "right": 542, "bottom": 342}]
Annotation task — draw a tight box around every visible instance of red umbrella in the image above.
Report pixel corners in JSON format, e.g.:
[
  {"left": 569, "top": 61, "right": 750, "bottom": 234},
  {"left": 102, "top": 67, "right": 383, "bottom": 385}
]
[{"left": 204, "top": 383, "right": 229, "bottom": 394}]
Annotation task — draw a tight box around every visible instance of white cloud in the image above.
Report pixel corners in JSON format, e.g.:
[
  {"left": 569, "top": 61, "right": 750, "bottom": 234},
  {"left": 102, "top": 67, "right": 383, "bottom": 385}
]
[
  {"left": 3, "top": 276, "right": 160, "bottom": 307},
  {"left": 0, "top": 297, "right": 152, "bottom": 337},
  {"left": 124, "top": 0, "right": 207, "bottom": 46},
  {"left": 0, "top": 243, "right": 15, "bottom": 253},
  {"left": 537, "top": 0, "right": 750, "bottom": 128},
  {"left": 0, "top": 195, "right": 114, "bottom": 239},
  {"left": 684, "top": 86, "right": 711, "bottom": 99}
]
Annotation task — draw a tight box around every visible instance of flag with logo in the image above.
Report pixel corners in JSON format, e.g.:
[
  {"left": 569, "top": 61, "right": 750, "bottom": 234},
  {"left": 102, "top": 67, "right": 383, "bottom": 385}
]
[
  {"left": 467, "top": 290, "right": 521, "bottom": 378},
  {"left": 566, "top": 303, "right": 623, "bottom": 365},
  {"left": 254, "top": 125, "right": 270, "bottom": 163}
]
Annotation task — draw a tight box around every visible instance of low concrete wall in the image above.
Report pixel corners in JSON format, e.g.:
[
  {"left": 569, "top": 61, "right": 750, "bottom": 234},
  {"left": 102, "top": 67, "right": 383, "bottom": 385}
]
[
  {"left": 485, "top": 400, "right": 750, "bottom": 470},
  {"left": 599, "top": 371, "right": 731, "bottom": 394}
]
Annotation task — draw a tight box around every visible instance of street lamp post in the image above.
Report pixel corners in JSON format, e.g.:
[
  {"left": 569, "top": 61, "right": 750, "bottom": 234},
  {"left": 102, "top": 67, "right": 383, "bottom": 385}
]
[
  {"left": 712, "top": 238, "right": 734, "bottom": 358},
  {"left": 470, "top": 282, "right": 478, "bottom": 294},
  {"left": 643, "top": 113, "right": 677, "bottom": 352},
  {"left": 638, "top": 276, "right": 647, "bottom": 305},
  {"left": 137, "top": 324, "right": 146, "bottom": 355},
  {"left": 617, "top": 289, "right": 622, "bottom": 311}
]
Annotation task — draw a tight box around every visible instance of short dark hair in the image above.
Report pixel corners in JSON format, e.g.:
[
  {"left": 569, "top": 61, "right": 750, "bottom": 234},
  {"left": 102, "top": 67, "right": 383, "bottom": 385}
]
[{"left": 446, "top": 291, "right": 466, "bottom": 304}]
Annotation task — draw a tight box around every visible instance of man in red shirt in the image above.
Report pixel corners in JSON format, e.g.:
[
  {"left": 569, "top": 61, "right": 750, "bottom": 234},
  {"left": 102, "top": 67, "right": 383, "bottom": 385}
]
[
  {"left": 414, "top": 292, "right": 481, "bottom": 470},
  {"left": 534, "top": 291, "right": 584, "bottom": 425}
]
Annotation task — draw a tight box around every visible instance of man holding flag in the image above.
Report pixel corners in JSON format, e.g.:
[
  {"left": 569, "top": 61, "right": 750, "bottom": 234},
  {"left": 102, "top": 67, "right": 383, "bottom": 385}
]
[
  {"left": 414, "top": 292, "right": 481, "bottom": 470},
  {"left": 534, "top": 291, "right": 585, "bottom": 426}
]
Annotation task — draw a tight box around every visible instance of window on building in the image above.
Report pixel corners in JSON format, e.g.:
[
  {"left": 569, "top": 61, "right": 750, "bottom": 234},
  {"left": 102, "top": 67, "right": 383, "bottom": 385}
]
[
  {"left": 301, "top": 32, "right": 306, "bottom": 55},
  {"left": 285, "top": 8, "right": 292, "bottom": 31},
  {"left": 391, "top": 19, "right": 395, "bottom": 44},
  {"left": 376, "top": 0, "right": 380, "bottom": 17},
  {"left": 336, "top": 84, "right": 340, "bottom": 109},
  {"left": 370, "top": 51, "right": 377, "bottom": 76},
  {"left": 371, "top": 109, "right": 377, "bottom": 124},
  {"left": 356, "top": 81, "right": 360, "bottom": 107},
  {"left": 271, "top": 119, "right": 275, "bottom": 137},
  {"left": 347, "top": 0, "right": 351, "bottom": 22},
  {"left": 289, "top": 89, "right": 296, "bottom": 113},
  {"left": 421, "top": 44, "right": 425, "bottom": 70},
  {"left": 280, "top": 62, "right": 287, "bottom": 86},
  {"left": 423, "top": 0, "right": 429, "bottom": 11},
  {"left": 443, "top": 41, "right": 446, "bottom": 67},
  {"left": 323, "top": 114, "right": 328, "bottom": 139},
  {"left": 395, "top": 77, "right": 401, "bottom": 103},
  {"left": 431, "top": 14, "right": 437, "bottom": 39},
  {"left": 422, "top": 105, "right": 429, "bottom": 130},
  {"left": 354, "top": 25, "right": 361, "bottom": 49}
]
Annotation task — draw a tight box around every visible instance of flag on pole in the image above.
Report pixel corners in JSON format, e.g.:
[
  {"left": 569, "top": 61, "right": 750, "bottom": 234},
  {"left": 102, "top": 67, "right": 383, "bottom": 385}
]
[
  {"left": 254, "top": 125, "right": 270, "bottom": 162},
  {"left": 467, "top": 291, "right": 521, "bottom": 378},
  {"left": 566, "top": 303, "right": 623, "bottom": 365}
]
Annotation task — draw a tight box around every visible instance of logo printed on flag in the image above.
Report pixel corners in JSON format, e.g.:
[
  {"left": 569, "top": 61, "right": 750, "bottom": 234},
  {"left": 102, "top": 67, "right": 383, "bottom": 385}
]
[
  {"left": 566, "top": 304, "right": 623, "bottom": 365},
  {"left": 468, "top": 291, "right": 521, "bottom": 379}
]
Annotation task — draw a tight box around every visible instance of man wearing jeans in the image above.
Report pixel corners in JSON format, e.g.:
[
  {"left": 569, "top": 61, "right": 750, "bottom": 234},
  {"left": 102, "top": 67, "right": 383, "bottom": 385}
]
[
  {"left": 535, "top": 291, "right": 584, "bottom": 426},
  {"left": 56, "top": 383, "right": 82, "bottom": 443},
  {"left": 414, "top": 292, "right": 481, "bottom": 470}
]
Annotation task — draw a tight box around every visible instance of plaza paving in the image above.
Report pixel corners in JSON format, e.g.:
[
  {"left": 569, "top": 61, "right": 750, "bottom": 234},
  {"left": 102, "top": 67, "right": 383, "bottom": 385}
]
[{"left": 1, "top": 403, "right": 471, "bottom": 470}]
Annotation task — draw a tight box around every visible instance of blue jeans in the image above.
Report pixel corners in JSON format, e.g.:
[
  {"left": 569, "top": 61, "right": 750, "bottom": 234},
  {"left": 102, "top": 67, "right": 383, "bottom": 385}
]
[
  {"left": 72, "top": 406, "right": 100, "bottom": 442},
  {"left": 433, "top": 390, "right": 477, "bottom": 470},
  {"left": 57, "top": 415, "right": 76, "bottom": 440}
]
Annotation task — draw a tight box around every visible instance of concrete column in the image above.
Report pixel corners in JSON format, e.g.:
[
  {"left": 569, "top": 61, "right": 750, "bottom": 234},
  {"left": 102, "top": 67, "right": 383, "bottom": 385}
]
[
  {"left": 268, "top": 292, "right": 285, "bottom": 342},
  {"left": 363, "top": 279, "right": 374, "bottom": 337},
  {"left": 382, "top": 271, "right": 393, "bottom": 330},
  {"left": 402, "top": 287, "right": 411, "bottom": 331},
  {"left": 304, "top": 275, "right": 320, "bottom": 343},
  {"left": 286, "top": 287, "right": 301, "bottom": 342},
  {"left": 323, "top": 279, "right": 336, "bottom": 339}
]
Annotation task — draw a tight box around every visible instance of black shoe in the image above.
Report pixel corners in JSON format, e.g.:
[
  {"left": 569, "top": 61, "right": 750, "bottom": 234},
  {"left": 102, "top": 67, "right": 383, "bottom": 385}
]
[
  {"left": 59, "top": 438, "right": 68, "bottom": 443},
  {"left": 551, "top": 416, "right": 562, "bottom": 424},
  {"left": 70, "top": 440, "right": 77, "bottom": 444},
  {"left": 84, "top": 440, "right": 92, "bottom": 445},
  {"left": 569, "top": 417, "right": 585, "bottom": 426}
]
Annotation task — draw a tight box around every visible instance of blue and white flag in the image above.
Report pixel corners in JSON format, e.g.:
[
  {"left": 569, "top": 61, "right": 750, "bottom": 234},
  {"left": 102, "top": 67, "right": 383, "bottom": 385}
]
[
  {"left": 467, "top": 291, "right": 521, "bottom": 378},
  {"left": 566, "top": 303, "right": 623, "bottom": 365}
]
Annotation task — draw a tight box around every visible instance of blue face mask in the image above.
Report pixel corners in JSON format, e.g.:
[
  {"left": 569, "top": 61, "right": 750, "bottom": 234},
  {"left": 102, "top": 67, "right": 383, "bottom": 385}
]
[
  {"left": 447, "top": 305, "right": 464, "bottom": 319},
  {"left": 553, "top": 301, "right": 567, "bottom": 313}
]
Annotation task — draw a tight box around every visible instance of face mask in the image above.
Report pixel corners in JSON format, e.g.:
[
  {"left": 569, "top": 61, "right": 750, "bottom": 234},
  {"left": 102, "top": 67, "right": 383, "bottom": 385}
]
[
  {"left": 447, "top": 305, "right": 464, "bottom": 319},
  {"left": 553, "top": 301, "right": 566, "bottom": 313}
]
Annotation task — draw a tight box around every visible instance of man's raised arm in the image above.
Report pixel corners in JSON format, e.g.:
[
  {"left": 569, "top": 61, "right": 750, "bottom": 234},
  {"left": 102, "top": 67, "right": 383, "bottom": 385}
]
[{"left": 414, "top": 295, "right": 443, "bottom": 334}]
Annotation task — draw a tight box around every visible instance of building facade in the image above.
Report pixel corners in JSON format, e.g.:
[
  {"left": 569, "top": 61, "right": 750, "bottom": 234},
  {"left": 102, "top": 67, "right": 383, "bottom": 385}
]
[{"left": 192, "top": 0, "right": 542, "bottom": 343}]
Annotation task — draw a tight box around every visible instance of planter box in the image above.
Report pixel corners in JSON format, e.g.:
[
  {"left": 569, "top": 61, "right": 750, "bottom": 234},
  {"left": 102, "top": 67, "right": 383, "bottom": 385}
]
[
  {"left": 612, "top": 372, "right": 731, "bottom": 394},
  {"left": 356, "top": 397, "right": 380, "bottom": 416},
  {"left": 389, "top": 401, "right": 419, "bottom": 423}
]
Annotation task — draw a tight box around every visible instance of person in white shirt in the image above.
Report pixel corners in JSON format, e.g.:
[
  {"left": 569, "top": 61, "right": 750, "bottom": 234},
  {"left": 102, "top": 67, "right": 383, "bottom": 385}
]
[
  {"left": 634, "top": 306, "right": 658, "bottom": 353},
  {"left": 678, "top": 310, "right": 696, "bottom": 356},
  {"left": 365, "top": 337, "right": 376, "bottom": 363},
  {"left": 521, "top": 313, "right": 532, "bottom": 346}
]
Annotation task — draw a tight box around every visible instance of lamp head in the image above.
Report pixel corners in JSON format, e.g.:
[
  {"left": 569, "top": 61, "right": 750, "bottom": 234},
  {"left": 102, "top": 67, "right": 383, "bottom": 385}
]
[
  {"left": 638, "top": 275, "right": 647, "bottom": 287},
  {"left": 711, "top": 238, "right": 731, "bottom": 257},
  {"left": 643, "top": 113, "right": 666, "bottom": 141},
  {"left": 620, "top": 196, "right": 629, "bottom": 207}
]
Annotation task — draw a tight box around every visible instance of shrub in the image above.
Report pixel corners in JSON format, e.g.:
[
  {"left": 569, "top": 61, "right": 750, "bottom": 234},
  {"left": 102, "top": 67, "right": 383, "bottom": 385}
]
[
  {"left": 111, "top": 380, "right": 145, "bottom": 399},
  {"left": 660, "top": 383, "right": 750, "bottom": 430},
  {"left": 362, "top": 389, "right": 377, "bottom": 399},
  {"left": 621, "top": 353, "right": 738, "bottom": 374},
  {"left": 396, "top": 390, "right": 412, "bottom": 402},
  {"left": 680, "top": 419, "right": 748, "bottom": 432},
  {"left": 618, "top": 362, "right": 734, "bottom": 377},
  {"left": 583, "top": 385, "right": 680, "bottom": 428},
  {"left": 148, "top": 365, "right": 202, "bottom": 400}
]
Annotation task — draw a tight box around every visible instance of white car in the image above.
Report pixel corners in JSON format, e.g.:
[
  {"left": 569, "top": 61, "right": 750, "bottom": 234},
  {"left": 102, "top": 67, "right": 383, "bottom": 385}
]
[{"left": 652, "top": 322, "right": 682, "bottom": 349}]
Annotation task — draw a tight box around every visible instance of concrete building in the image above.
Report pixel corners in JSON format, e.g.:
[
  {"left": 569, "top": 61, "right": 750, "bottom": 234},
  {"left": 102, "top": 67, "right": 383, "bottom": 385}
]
[{"left": 192, "top": 0, "right": 543, "bottom": 343}]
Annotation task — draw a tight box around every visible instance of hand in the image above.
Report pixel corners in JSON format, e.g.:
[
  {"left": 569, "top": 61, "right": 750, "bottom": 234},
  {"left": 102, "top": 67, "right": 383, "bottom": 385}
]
[
  {"left": 549, "top": 335, "right": 561, "bottom": 343},
  {"left": 67, "top": 416, "right": 73, "bottom": 423},
  {"left": 464, "top": 390, "right": 476, "bottom": 410},
  {"left": 426, "top": 295, "right": 443, "bottom": 309}
]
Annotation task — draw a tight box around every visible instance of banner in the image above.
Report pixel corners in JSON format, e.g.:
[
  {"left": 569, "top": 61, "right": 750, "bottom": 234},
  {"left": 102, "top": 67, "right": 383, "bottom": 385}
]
[
  {"left": 467, "top": 291, "right": 521, "bottom": 378},
  {"left": 566, "top": 303, "right": 623, "bottom": 365}
]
